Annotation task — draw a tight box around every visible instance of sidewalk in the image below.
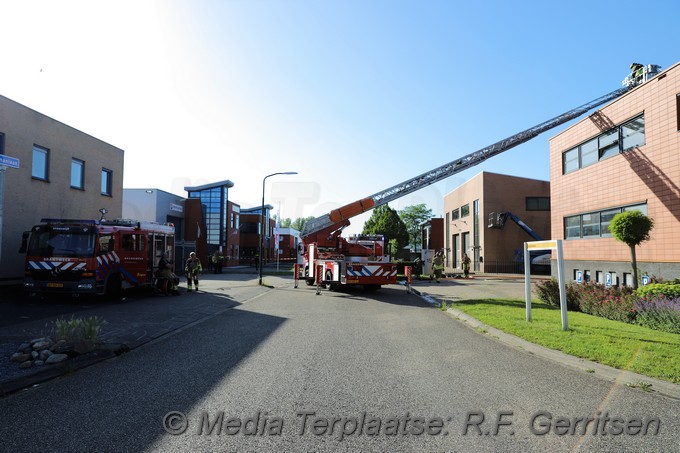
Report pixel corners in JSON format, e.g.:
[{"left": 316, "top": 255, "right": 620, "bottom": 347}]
[{"left": 0, "top": 274, "right": 287, "bottom": 396}]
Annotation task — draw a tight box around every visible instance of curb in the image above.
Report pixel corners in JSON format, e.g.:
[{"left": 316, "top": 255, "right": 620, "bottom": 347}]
[
  {"left": 409, "top": 286, "right": 680, "bottom": 401},
  {"left": 0, "top": 347, "right": 116, "bottom": 397}
]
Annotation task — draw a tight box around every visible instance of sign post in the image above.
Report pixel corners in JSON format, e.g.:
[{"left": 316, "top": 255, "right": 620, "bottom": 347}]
[
  {"left": 525, "top": 240, "right": 568, "bottom": 331},
  {"left": 0, "top": 154, "right": 21, "bottom": 262}
]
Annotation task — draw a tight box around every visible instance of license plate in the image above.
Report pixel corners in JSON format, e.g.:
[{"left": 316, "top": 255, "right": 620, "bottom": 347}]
[{"left": 47, "top": 282, "right": 64, "bottom": 288}]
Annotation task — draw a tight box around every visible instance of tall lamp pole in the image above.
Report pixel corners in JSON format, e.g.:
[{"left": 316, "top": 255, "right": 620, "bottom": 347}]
[{"left": 260, "top": 171, "right": 297, "bottom": 285}]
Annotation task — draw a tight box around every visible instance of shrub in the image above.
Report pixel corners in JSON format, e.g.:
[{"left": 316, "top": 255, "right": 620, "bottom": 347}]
[
  {"left": 53, "top": 315, "right": 107, "bottom": 343},
  {"left": 573, "top": 282, "right": 636, "bottom": 323},
  {"left": 535, "top": 279, "right": 580, "bottom": 311},
  {"left": 636, "top": 282, "right": 680, "bottom": 299},
  {"left": 633, "top": 296, "right": 680, "bottom": 334}
]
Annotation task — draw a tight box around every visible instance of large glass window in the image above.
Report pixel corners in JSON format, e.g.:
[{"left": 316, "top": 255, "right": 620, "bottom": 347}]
[
  {"left": 451, "top": 208, "right": 460, "bottom": 220},
  {"left": 71, "top": 159, "right": 84, "bottom": 189},
  {"left": 621, "top": 116, "right": 645, "bottom": 150},
  {"left": 561, "top": 114, "right": 644, "bottom": 174},
  {"left": 564, "top": 203, "right": 647, "bottom": 239},
  {"left": 563, "top": 148, "right": 579, "bottom": 174},
  {"left": 461, "top": 204, "right": 470, "bottom": 217},
  {"left": 580, "top": 139, "right": 598, "bottom": 168},
  {"left": 526, "top": 197, "right": 550, "bottom": 211},
  {"left": 582, "top": 212, "right": 601, "bottom": 237},
  {"left": 101, "top": 168, "right": 112, "bottom": 196},
  {"left": 599, "top": 208, "right": 620, "bottom": 237},
  {"left": 564, "top": 216, "right": 581, "bottom": 239},
  {"left": 32, "top": 146, "right": 49, "bottom": 180},
  {"left": 598, "top": 130, "right": 619, "bottom": 160}
]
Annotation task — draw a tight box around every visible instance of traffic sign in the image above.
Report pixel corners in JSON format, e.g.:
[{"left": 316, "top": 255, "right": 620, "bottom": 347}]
[
  {"left": 605, "top": 272, "right": 612, "bottom": 288},
  {"left": 641, "top": 275, "right": 650, "bottom": 286},
  {"left": 0, "top": 154, "right": 20, "bottom": 169},
  {"left": 576, "top": 271, "right": 583, "bottom": 284}
]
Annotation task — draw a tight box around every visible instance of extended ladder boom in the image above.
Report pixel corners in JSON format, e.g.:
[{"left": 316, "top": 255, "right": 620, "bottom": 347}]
[{"left": 302, "top": 65, "right": 660, "bottom": 241}]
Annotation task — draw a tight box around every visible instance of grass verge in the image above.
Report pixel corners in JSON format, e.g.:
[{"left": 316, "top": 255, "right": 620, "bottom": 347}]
[{"left": 450, "top": 298, "right": 680, "bottom": 384}]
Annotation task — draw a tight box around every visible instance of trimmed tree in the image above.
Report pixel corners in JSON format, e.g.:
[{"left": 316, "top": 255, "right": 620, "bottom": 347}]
[{"left": 608, "top": 210, "right": 654, "bottom": 289}]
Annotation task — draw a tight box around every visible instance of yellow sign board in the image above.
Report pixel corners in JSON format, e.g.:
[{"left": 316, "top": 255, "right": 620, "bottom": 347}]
[{"left": 527, "top": 240, "right": 558, "bottom": 250}]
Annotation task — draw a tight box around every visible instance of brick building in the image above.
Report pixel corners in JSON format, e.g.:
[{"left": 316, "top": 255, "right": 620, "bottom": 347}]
[{"left": 549, "top": 61, "right": 680, "bottom": 284}]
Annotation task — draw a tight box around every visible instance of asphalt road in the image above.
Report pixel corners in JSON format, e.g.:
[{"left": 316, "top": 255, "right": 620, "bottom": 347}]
[{"left": 1, "top": 280, "right": 678, "bottom": 452}]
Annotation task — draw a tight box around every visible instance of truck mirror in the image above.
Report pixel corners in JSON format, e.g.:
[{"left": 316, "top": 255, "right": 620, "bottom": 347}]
[{"left": 18, "top": 231, "right": 30, "bottom": 253}]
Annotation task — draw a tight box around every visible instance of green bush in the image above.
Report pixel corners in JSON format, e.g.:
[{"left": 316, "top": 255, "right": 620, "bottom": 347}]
[
  {"left": 535, "top": 279, "right": 580, "bottom": 311},
  {"left": 636, "top": 282, "right": 680, "bottom": 299},
  {"left": 573, "top": 282, "right": 636, "bottom": 323},
  {"left": 53, "top": 315, "right": 107, "bottom": 343}
]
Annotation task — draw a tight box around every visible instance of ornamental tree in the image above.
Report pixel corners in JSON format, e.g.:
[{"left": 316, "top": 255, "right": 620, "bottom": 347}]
[{"left": 608, "top": 210, "right": 654, "bottom": 289}]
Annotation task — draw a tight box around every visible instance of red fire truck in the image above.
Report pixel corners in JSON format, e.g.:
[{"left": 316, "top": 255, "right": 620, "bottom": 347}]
[{"left": 21, "top": 218, "right": 175, "bottom": 297}]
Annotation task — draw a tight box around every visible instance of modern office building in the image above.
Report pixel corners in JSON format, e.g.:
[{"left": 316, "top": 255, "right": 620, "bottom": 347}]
[
  {"left": 239, "top": 205, "right": 275, "bottom": 266},
  {"left": 184, "top": 180, "right": 240, "bottom": 268},
  {"left": 442, "top": 172, "right": 551, "bottom": 274},
  {"left": 549, "top": 61, "right": 680, "bottom": 284},
  {"left": 0, "top": 95, "right": 124, "bottom": 282}
]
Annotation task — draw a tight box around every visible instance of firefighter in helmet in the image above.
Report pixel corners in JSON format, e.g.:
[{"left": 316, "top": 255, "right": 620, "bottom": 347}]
[{"left": 185, "top": 252, "right": 203, "bottom": 292}]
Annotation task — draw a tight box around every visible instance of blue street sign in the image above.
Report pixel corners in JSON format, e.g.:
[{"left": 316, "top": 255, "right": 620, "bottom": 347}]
[
  {"left": 641, "top": 275, "right": 649, "bottom": 286},
  {"left": 576, "top": 271, "right": 583, "bottom": 284},
  {"left": 605, "top": 272, "right": 612, "bottom": 288},
  {"left": 0, "top": 154, "right": 20, "bottom": 169}
]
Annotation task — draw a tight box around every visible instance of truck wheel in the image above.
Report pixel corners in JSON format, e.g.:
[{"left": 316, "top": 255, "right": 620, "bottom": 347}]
[
  {"left": 304, "top": 266, "right": 314, "bottom": 286},
  {"left": 324, "top": 270, "right": 335, "bottom": 291}
]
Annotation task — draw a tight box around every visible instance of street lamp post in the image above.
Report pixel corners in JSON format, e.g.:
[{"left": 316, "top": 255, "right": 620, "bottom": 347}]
[{"left": 260, "top": 171, "right": 297, "bottom": 285}]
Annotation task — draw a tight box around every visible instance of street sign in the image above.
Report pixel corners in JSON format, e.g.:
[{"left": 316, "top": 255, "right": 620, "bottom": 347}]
[
  {"left": 0, "top": 154, "right": 20, "bottom": 169},
  {"left": 641, "top": 275, "right": 650, "bottom": 286},
  {"left": 605, "top": 272, "right": 612, "bottom": 288},
  {"left": 576, "top": 270, "right": 583, "bottom": 284}
]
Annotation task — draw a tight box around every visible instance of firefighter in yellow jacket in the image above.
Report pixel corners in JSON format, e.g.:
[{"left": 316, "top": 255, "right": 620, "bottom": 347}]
[{"left": 185, "top": 252, "right": 203, "bottom": 292}]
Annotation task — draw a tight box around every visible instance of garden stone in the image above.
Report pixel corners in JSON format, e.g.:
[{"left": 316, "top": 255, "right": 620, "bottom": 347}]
[
  {"left": 19, "top": 360, "right": 33, "bottom": 369},
  {"left": 45, "top": 354, "right": 68, "bottom": 364}
]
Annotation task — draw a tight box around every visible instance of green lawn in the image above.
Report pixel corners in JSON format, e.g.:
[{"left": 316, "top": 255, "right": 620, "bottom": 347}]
[{"left": 449, "top": 299, "right": 680, "bottom": 384}]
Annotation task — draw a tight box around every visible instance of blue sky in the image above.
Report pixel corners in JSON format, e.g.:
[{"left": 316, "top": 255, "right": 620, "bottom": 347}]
[{"left": 1, "top": 0, "right": 677, "bottom": 234}]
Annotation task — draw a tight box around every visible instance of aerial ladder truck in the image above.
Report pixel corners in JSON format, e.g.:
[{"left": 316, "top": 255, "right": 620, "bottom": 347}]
[{"left": 298, "top": 64, "right": 661, "bottom": 290}]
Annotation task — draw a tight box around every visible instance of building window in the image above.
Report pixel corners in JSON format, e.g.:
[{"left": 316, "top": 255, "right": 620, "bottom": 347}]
[
  {"left": 451, "top": 208, "right": 460, "bottom": 220},
  {"left": 563, "top": 148, "right": 579, "bottom": 174},
  {"left": 71, "top": 159, "right": 84, "bottom": 190},
  {"left": 580, "top": 139, "right": 598, "bottom": 168},
  {"left": 582, "top": 212, "right": 601, "bottom": 237},
  {"left": 564, "top": 203, "right": 647, "bottom": 240},
  {"left": 598, "top": 130, "right": 619, "bottom": 160},
  {"left": 32, "top": 145, "right": 49, "bottom": 180},
  {"left": 461, "top": 204, "right": 470, "bottom": 217},
  {"left": 526, "top": 197, "right": 550, "bottom": 211},
  {"left": 561, "top": 114, "right": 644, "bottom": 174},
  {"left": 677, "top": 94, "right": 680, "bottom": 131},
  {"left": 101, "top": 168, "right": 112, "bottom": 196},
  {"left": 0, "top": 132, "right": 4, "bottom": 154},
  {"left": 564, "top": 216, "right": 581, "bottom": 239},
  {"left": 621, "top": 116, "right": 645, "bottom": 150}
]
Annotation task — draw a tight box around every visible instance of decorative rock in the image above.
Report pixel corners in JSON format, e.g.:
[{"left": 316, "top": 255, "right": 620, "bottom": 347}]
[
  {"left": 34, "top": 360, "right": 45, "bottom": 366},
  {"left": 39, "top": 349, "right": 53, "bottom": 361},
  {"left": 11, "top": 353, "right": 32, "bottom": 363},
  {"left": 18, "top": 343, "right": 32, "bottom": 354},
  {"left": 32, "top": 340, "right": 51, "bottom": 351},
  {"left": 45, "top": 353, "right": 68, "bottom": 364},
  {"left": 19, "top": 360, "right": 33, "bottom": 369},
  {"left": 29, "top": 337, "right": 47, "bottom": 344},
  {"left": 31, "top": 350, "right": 39, "bottom": 360}
]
